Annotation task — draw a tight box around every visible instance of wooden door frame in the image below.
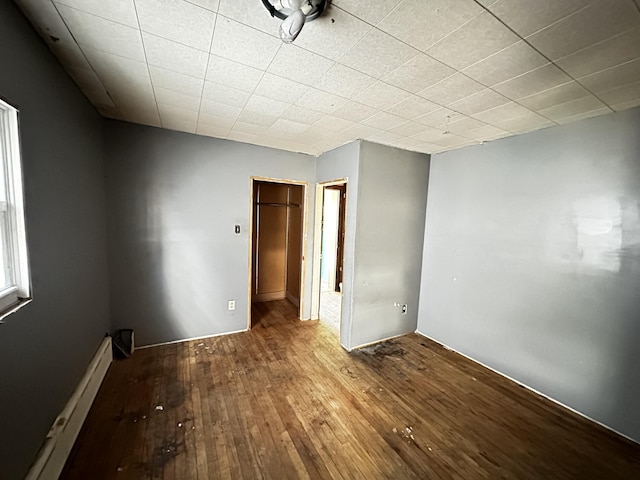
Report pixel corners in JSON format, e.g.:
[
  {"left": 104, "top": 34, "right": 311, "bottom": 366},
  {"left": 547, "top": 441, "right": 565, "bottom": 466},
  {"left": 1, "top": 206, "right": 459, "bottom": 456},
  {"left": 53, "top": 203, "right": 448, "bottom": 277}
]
[
  {"left": 311, "top": 178, "right": 348, "bottom": 321},
  {"left": 247, "top": 176, "right": 309, "bottom": 330}
]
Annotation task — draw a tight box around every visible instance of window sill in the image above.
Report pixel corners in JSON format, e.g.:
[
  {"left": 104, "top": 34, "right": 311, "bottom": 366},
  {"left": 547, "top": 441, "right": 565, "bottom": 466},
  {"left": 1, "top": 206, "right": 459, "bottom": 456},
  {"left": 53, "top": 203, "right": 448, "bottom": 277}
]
[{"left": 0, "top": 297, "right": 32, "bottom": 323}]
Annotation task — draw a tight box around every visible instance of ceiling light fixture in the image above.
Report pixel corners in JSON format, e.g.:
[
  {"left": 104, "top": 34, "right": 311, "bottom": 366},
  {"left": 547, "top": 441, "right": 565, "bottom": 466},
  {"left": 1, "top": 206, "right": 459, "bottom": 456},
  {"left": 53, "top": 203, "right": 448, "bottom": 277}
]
[{"left": 261, "top": 0, "right": 327, "bottom": 43}]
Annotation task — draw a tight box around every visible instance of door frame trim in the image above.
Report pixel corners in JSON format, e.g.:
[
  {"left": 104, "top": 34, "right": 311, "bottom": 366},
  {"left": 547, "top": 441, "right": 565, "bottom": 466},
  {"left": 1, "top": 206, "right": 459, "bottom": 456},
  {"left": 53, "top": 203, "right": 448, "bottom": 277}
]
[
  {"left": 311, "top": 178, "right": 348, "bottom": 322},
  {"left": 248, "top": 176, "right": 309, "bottom": 330}
]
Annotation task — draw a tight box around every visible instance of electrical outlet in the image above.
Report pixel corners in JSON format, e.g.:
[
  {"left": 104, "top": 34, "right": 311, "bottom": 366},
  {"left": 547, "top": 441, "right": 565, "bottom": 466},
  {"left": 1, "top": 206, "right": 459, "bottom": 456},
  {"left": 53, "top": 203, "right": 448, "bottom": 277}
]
[
  {"left": 228, "top": 300, "right": 235, "bottom": 311},
  {"left": 402, "top": 304, "right": 407, "bottom": 315}
]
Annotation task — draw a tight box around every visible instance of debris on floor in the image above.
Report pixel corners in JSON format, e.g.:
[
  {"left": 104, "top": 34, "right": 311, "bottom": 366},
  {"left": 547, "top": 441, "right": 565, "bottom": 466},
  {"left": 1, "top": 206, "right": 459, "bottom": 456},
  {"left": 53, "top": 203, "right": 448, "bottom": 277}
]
[
  {"left": 358, "top": 340, "right": 405, "bottom": 359},
  {"left": 155, "top": 405, "right": 164, "bottom": 411}
]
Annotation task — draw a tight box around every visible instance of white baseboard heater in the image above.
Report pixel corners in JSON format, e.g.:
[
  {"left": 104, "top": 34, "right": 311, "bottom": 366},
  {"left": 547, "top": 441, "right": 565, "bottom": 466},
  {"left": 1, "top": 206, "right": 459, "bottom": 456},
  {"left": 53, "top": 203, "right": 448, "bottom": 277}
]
[{"left": 25, "top": 336, "right": 113, "bottom": 480}]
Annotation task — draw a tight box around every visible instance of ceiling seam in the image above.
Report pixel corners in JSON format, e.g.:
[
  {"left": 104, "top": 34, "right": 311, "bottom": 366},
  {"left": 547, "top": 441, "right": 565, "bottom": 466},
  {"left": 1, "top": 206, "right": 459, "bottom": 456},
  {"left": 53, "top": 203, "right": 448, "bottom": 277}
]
[
  {"left": 328, "top": 3, "right": 555, "bottom": 136},
  {"left": 48, "top": 0, "right": 119, "bottom": 118},
  {"left": 471, "top": 0, "right": 615, "bottom": 114},
  {"left": 132, "top": 0, "right": 162, "bottom": 128},
  {"left": 195, "top": 13, "right": 220, "bottom": 135}
]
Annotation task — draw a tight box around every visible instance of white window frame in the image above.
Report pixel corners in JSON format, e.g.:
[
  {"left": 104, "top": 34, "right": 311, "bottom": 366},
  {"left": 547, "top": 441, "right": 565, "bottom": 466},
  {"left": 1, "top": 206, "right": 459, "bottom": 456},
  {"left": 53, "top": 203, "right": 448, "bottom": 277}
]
[{"left": 0, "top": 97, "right": 31, "bottom": 320}]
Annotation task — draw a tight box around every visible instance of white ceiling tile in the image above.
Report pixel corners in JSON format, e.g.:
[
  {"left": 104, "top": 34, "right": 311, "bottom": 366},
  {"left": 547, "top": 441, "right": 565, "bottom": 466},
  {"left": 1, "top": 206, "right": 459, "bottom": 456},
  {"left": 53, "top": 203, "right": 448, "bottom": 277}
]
[
  {"left": 57, "top": 5, "right": 144, "bottom": 61},
  {"left": 332, "top": 0, "right": 403, "bottom": 25},
  {"left": 202, "top": 81, "right": 251, "bottom": 108},
  {"left": 268, "top": 44, "right": 335, "bottom": 86},
  {"left": 295, "top": 89, "right": 347, "bottom": 114},
  {"left": 598, "top": 80, "right": 640, "bottom": 110},
  {"left": 414, "top": 108, "right": 465, "bottom": 128},
  {"left": 67, "top": 66, "right": 111, "bottom": 103},
  {"left": 118, "top": 107, "right": 161, "bottom": 127},
  {"left": 314, "top": 116, "right": 356, "bottom": 132},
  {"left": 232, "top": 121, "right": 268, "bottom": 135},
  {"left": 281, "top": 105, "right": 325, "bottom": 125},
  {"left": 388, "top": 136, "right": 425, "bottom": 150},
  {"left": 427, "top": 11, "right": 519, "bottom": 70},
  {"left": 254, "top": 73, "right": 309, "bottom": 104},
  {"left": 238, "top": 109, "right": 282, "bottom": 128},
  {"left": 472, "top": 102, "right": 534, "bottom": 124},
  {"left": 331, "top": 101, "right": 378, "bottom": 122},
  {"left": 526, "top": 0, "right": 640, "bottom": 60},
  {"left": 367, "top": 131, "right": 404, "bottom": 144},
  {"left": 211, "top": 17, "right": 281, "bottom": 70},
  {"left": 198, "top": 100, "right": 241, "bottom": 119},
  {"left": 383, "top": 54, "right": 455, "bottom": 94},
  {"left": 463, "top": 124, "right": 510, "bottom": 141},
  {"left": 445, "top": 116, "right": 488, "bottom": 134},
  {"left": 315, "top": 64, "right": 376, "bottom": 99},
  {"left": 189, "top": 0, "right": 219, "bottom": 12},
  {"left": 149, "top": 66, "right": 204, "bottom": 97},
  {"left": 578, "top": 59, "right": 640, "bottom": 94},
  {"left": 462, "top": 41, "right": 548, "bottom": 86},
  {"left": 338, "top": 29, "right": 418, "bottom": 78},
  {"left": 377, "top": 0, "right": 483, "bottom": 51},
  {"left": 155, "top": 87, "right": 201, "bottom": 110},
  {"left": 217, "top": 0, "right": 277, "bottom": 36},
  {"left": 493, "top": 64, "right": 572, "bottom": 100},
  {"left": 160, "top": 113, "right": 198, "bottom": 133},
  {"left": 387, "top": 121, "right": 430, "bottom": 137},
  {"left": 518, "top": 82, "right": 592, "bottom": 112},
  {"left": 82, "top": 48, "right": 153, "bottom": 99},
  {"left": 143, "top": 32, "right": 209, "bottom": 78},
  {"left": 293, "top": 7, "right": 372, "bottom": 61},
  {"left": 54, "top": 0, "right": 138, "bottom": 27},
  {"left": 556, "top": 27, "right": 640, "bottom": 79},
  {"left": 266, "top": 119, "right": 309, "bottom": 139},
  {"left": 448, "top": 89, "right": 510, "bottom": 115},
  {"left": 429, "top": 133, "right": 478, "bottom": 148},
  {"left": 361, "top": 112, "right": 406, "bottom": 130},
  {"left": 486, "top": 0, "right": 589, "bottom": 38},
  {"left": 109, "top": 90, "right": 157, "bottom": 114},
  {"left": 493, "top": 111, "right": 555, "bottom": 133},
  {"left": 353, "top": 81, "right": 412, "bottom": 110},
  {"left": 537, "top": 95, "right": 610, "bottom": 122},
  {"left": 206, "top": 55, "right": 264, "bottom": 92},
  {"left": 196, "top": 123, "right": 231, "bottom": 137},
  {"left": 411, "top": 126, "right": 450, "bottom": 143},
  {"left": 159, "top": 103, "right": 198, "bottom": 121},
  {"left": 418, "top": 73, "right": 485, "bottom": 105},
  {"left": 136, "top": 0, "right": 216, "bottom": 51},
  {"left": 245, "top": 94, "right": 291, "bottom": 116},
  {"left": 198, "top": 112, "right": 236, "bottom": 129},
  {"left": 341, "top": 123, "right": 383, "bottom": 139},
  {"left": 554, "top": 107, "right": 612, "bottom": 125},
  {"left": 385, "top": 96, "right": 440, "bottom": 120},
  {"left": 227, "top": 130, "right": 259, "bottom": 143}
]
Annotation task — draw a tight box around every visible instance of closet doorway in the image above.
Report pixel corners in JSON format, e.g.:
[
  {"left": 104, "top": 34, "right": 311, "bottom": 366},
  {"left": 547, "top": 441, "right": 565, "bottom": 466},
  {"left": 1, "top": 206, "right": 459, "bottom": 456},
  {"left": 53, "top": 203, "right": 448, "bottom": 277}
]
[{"left": 249, "top": 178, "right": 307, "bottom": 329}]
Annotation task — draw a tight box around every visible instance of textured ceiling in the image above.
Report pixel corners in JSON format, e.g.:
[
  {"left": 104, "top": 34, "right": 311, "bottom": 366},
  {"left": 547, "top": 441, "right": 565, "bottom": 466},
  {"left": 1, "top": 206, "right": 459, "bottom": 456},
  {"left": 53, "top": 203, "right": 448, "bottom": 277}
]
[{"left": 14, "top": 0, "right": 640, "bottom": 156}]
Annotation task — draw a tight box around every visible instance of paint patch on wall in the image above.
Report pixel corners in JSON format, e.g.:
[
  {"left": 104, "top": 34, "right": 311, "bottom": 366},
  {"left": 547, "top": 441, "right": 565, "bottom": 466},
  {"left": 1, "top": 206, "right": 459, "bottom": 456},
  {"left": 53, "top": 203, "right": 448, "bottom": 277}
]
[{"left": 573, "top": 197, "right": 622, "bottom": 273}]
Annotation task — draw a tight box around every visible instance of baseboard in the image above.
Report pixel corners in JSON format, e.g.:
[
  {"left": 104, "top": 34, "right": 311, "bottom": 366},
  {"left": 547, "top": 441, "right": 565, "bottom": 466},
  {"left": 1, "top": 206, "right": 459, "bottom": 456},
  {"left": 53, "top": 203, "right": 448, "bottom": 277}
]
[
  {"left": 285, "top": 291, "right": 300, "bottom": 307},
  {"left": 415, "top": 330, "right": 640, "bottom": 447},
  {"left": 25, "top": 336, "right": 113, "bottom": 480},
  {"left": 253, "top": 291, "right": 286, "bottom": 302},
  {"left": 348, "top": 331, "right": 411, "bottom": 352}
]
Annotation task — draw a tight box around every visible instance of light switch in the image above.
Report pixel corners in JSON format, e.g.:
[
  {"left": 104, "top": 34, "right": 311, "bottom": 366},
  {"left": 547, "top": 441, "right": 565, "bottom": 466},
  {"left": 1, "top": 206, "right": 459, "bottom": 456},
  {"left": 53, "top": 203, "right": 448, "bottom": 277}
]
[{"left": 235, "top": 225, "right": 241, "bottom": 235}]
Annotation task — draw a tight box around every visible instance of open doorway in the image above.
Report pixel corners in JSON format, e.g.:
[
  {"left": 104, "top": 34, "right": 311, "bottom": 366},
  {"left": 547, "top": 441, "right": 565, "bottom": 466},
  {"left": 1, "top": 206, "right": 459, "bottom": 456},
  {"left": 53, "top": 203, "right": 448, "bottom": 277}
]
[
  {"left": 317, "top": 182, "right": 347, "bottom": 336},
  {"left": 249, "top": 178, "right": 307, "bottom": 329}
]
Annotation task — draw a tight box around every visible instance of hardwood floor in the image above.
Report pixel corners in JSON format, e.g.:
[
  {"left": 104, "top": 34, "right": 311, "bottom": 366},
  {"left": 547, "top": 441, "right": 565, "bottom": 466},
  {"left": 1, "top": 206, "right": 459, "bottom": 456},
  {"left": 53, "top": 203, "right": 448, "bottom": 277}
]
[{"left": 62, "top": 300, "right": 640, "bottom": 479}]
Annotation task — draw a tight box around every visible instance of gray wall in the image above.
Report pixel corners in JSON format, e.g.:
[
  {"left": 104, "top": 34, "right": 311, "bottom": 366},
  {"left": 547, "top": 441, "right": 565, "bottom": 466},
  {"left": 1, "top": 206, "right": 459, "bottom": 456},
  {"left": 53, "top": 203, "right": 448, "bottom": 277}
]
[
  {"left": 104, "top": 121, "right": 316, "bottom": 346},
  {"left": 315, "top": 141, "right": 361, "bottom": 348},
  {"left": 351, "top": 141, "right": 430, "bottom": 349},
  {"left": 0, "top": 3, "right": 111, "bottom": 478},
  {"left": 417, "top": 107, "right": 640, "bottom": 442}
]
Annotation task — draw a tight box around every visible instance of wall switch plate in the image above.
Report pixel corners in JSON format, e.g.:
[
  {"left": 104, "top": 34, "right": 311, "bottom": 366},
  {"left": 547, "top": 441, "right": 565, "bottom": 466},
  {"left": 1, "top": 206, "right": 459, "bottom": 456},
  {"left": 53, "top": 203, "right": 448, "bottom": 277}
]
[
  {"left": 228, "top": 300, "right": 235, "bottom": 311},
  {"left": 402, "top": 304, "right": 407, "bottom": 315}
]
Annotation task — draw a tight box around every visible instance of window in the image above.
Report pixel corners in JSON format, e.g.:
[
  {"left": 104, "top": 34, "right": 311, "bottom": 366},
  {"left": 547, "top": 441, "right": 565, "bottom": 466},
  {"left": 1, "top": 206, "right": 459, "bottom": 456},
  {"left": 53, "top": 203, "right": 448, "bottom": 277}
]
[{"left": 0, "top": 98, "right": 31, "bottom": 319}]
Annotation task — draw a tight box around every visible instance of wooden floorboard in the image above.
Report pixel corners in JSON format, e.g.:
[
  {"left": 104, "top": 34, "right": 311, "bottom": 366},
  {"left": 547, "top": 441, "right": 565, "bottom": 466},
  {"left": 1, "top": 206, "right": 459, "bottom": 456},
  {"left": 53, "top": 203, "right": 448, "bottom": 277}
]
[{"left": 62, "top": 300, "right": 640, "bottom": 479}]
